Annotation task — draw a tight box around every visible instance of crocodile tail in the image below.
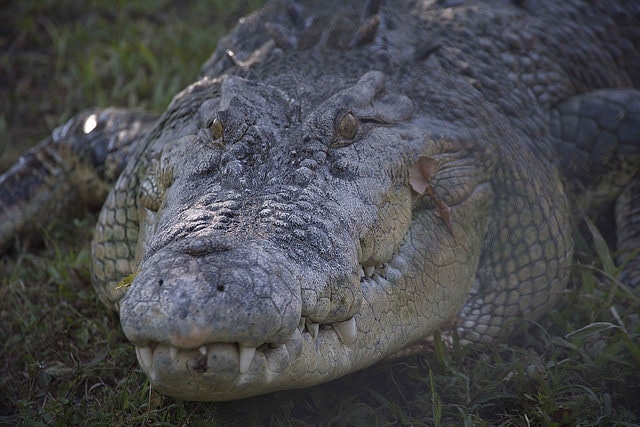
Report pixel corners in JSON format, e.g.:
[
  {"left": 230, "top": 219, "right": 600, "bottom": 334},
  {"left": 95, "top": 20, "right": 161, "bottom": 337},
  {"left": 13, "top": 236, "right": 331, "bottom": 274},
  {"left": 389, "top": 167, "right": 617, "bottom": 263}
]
[{"left": 0, "top": 108, "right": 156, "bottom": 253}]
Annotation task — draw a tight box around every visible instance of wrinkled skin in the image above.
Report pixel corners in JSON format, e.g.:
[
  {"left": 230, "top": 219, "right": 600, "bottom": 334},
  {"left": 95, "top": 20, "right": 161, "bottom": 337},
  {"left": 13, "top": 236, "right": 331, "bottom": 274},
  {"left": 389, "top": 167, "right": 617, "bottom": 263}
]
[
  {"left": 100, "top": 71, "right": 501, "bottom": 399},
  {"left": 2, "top": 0, "right": 640, "bottom": 401}
]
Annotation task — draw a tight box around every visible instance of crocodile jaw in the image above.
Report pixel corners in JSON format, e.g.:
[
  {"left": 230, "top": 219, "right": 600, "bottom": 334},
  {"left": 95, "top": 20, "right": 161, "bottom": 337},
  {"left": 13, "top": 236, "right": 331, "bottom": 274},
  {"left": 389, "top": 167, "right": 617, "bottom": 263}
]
[
  {"left": 129, "top": 265, "right": 444, "bottom": 401},
  {"left": 133, "top": 308, "right": 360, "bottom": 401},
  {"left": 121, "top": 210, "right": 482, "bottom": 401}
]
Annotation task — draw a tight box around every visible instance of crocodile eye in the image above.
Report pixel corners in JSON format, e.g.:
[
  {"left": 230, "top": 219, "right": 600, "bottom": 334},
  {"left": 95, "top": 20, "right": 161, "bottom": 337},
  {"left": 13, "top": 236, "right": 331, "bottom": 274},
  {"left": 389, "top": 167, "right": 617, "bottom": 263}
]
[
  {"left": 337, "top": 112, "right": 358, "bottom": 140},
  {"left": 210, "top": 117, "right": 224, "bottom": 140}
]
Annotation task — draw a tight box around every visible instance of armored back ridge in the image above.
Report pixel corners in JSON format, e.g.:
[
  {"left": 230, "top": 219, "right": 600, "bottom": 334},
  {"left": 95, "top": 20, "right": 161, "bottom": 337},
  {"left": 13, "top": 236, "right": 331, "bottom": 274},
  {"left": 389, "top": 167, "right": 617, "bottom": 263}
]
[{"left": 1, "top": 0, "right": 639, "bottom": 401}]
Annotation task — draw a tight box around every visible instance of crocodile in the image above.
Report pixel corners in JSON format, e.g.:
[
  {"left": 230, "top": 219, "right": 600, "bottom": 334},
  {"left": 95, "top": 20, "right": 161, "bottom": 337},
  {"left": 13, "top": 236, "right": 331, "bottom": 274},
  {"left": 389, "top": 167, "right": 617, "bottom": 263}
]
[{"left": 1, "top": 0, "right": 639, "bottom": 401}]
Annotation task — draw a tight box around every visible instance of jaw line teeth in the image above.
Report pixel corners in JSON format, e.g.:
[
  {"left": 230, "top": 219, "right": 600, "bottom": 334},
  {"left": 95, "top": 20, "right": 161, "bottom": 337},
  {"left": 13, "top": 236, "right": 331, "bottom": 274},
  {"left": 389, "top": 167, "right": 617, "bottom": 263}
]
[
  {"left": 306, "top": 319, "right": 319, "bottom": 339},
  {"left": 363, "top": 265, "right": 375, "bottom": 278},
  {"left": 169, "top": 347, "right": 178, "bottom": 361},
  {"left": 334, "top": 317, "right": 357, "bottom": 345},
  {"left": 199, "top": 345, "right": 207, "bottom": 356},
  {"left": 238, "top": 345, "right": 257, "bottom": 373},
  {"left": 136, "top": 346, "right": 153, "bottom": 370}
]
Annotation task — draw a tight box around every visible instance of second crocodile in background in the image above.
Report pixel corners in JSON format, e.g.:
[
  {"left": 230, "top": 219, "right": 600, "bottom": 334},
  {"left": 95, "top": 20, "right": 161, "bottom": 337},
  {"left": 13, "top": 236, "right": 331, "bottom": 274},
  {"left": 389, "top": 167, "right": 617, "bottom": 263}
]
[{"left": 1, "top": 0, "right": 639, "bottom": 401}]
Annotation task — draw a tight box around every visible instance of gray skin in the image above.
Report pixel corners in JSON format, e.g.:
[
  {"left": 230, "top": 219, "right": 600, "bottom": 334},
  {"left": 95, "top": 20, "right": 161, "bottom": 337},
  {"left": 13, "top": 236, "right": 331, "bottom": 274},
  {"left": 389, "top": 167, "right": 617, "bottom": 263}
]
[{"left": 1, "top": 0, "right": 640, "bottom": 401}]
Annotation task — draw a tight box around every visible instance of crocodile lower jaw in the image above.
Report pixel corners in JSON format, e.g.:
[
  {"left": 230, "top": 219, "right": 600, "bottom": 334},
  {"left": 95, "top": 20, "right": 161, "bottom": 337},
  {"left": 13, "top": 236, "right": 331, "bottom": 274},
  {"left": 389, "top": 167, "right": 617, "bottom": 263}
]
[
  {"left": 132, "top": 262, "right": 391, "bottom": 399},
  {"left": 133, "top": 318, "right": 361, "bottom": 400},
  {"left": 134, "top": 314, "right": 359, "bottom": 376}
]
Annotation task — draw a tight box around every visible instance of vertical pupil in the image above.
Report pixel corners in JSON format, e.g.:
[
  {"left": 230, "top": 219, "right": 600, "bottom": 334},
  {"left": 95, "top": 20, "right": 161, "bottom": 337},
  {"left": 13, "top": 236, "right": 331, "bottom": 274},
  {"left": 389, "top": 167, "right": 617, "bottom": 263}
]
[
  {"left": 211, "top": 118, "right": 224, "bottom": 139},
  {"left": 339, "top": 113, "right": 358, "bottom": 139}
]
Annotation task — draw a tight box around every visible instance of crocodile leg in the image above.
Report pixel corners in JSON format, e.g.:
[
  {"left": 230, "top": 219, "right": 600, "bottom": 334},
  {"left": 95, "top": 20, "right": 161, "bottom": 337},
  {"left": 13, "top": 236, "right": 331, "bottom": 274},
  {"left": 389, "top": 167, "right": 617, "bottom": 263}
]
[
  {"left": 0, "top": 108, "right": 157, "bottom": 253},
  {"left": 550, "top": 88, "right": 640, "bottom": 287},
  {"left": 446, "top": 89, "right": 640, "bottom": 345},
  {"left": 452, "top": 145, "right": 573, "bottom": 344}
]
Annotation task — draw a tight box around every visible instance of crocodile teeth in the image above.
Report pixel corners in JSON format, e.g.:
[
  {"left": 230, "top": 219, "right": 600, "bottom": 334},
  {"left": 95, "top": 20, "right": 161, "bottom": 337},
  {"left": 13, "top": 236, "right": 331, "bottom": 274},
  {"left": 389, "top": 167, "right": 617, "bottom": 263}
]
[
  {"left": 199, "top": 345, "right": 207, "bottom": 356},
  {"left": 373, "top": 274, "right": 386, "bottom": 286},
  {"left": 238, "top": 345, "right": 256, "bottom": 373},
  {"left": 135, "top": 346, "right": 153, "bottom": 370},
  {"left": 306, "top": 319, "right": 319, "bottom": 339},
  {"left": 359, "top": 266, "right": 366, "bottom": 279},
  {"left": 169, "top": 347, "right": 178, "bottom": 361},
  {"left": 334, "top": 317, "right": 357, "bottom": 345},
  {"left": 363, "top": 265, "right": 375, "bottom": 278}
]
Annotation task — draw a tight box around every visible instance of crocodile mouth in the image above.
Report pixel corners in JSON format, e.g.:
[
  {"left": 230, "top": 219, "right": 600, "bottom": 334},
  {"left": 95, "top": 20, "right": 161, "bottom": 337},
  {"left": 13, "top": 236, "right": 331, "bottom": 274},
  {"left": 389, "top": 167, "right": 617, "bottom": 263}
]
[
  {"left": 134, "top": 314, "right": 359, "bottom": 375},
  {"left": 132, "top": 262, "right": 390, "bottom": 400}
]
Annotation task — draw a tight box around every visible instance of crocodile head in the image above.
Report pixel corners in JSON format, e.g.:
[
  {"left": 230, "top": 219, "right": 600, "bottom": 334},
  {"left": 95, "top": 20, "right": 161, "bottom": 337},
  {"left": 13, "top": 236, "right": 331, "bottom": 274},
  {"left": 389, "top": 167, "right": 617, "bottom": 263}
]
[{"left": 110, "top": 67, "right": 498, "bottom": 400}]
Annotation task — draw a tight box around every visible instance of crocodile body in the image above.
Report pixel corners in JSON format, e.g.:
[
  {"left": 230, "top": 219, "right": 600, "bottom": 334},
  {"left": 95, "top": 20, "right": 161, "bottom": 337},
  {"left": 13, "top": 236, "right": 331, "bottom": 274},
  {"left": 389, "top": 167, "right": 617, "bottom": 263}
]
[{"left": 1, "top": 0, "right": 639, "bottom": 401}]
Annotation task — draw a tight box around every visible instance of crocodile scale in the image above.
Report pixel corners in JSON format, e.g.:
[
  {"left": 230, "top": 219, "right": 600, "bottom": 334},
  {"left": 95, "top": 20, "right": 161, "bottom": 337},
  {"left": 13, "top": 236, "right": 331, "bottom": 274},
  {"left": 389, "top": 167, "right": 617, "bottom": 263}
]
[{"left": 1, "top": 0, "right": 639, "bottom": 400}]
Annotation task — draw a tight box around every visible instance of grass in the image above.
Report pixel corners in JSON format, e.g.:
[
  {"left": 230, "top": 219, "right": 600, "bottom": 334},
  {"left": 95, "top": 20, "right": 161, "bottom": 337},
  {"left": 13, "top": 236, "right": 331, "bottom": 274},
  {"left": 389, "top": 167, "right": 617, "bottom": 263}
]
[{"left": 1, "top": 1, "right": 639, "bottom": 425}]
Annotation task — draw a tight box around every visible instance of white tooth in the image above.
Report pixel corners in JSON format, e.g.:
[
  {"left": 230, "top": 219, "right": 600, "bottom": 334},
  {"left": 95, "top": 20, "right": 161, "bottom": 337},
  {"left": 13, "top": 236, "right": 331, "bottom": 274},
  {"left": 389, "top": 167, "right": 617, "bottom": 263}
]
[
  {"left": 238, "top": 345, "right": 256, "bottom": 373},
  {"left": 334, "top": 317, "right": 357, "bottom": 345},
  {"left": 135, "top": 348, "right": 143, "bottom": 366},
  {"left": 364, "top": 265, "right": 375, "bottom": 278},
  {"left": 306, "top": 319, "right": 319, "bottom": 339},
  {"left": 373, "top": 274, "right": 386, "bottom": 286},
  {"left": 359, "top": 266, "right": 366, "bottom": 279},
  {"left": 298, "top": 317, "right": 306, "bottom": 332},
  {"left": 136, "top": 346, "right": 153, "bottom": 370},
  {"left": 169, "top": 347, "right": 178, "bottom": 361},
  {"left": 384, "top": 265, "right": 402, "bottom": 282},
  {"left": 199, "top": 345, "right": 207, "bottom": 356}
]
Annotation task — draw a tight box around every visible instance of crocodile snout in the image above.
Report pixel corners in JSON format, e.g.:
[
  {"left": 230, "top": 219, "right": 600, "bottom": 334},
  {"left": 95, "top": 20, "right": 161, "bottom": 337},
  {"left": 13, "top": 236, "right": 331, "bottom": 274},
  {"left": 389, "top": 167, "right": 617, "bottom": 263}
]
[
  {"left": 119, "top": 240, "right": 302, "bottom": 351},
  {"left": 118, "top": 236, "right": 368, "bottom": 399}
]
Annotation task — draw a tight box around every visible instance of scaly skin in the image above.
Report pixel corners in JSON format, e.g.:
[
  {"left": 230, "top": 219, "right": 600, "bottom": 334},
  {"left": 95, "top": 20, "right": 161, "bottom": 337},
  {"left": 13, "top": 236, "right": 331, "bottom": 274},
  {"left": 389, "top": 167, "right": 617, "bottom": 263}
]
[
  {"left": 0, "top": 109, "right": 156, "bottom": 253},
  {"left": 2, "top": 0, "right": 639, "bottom": 401}
]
